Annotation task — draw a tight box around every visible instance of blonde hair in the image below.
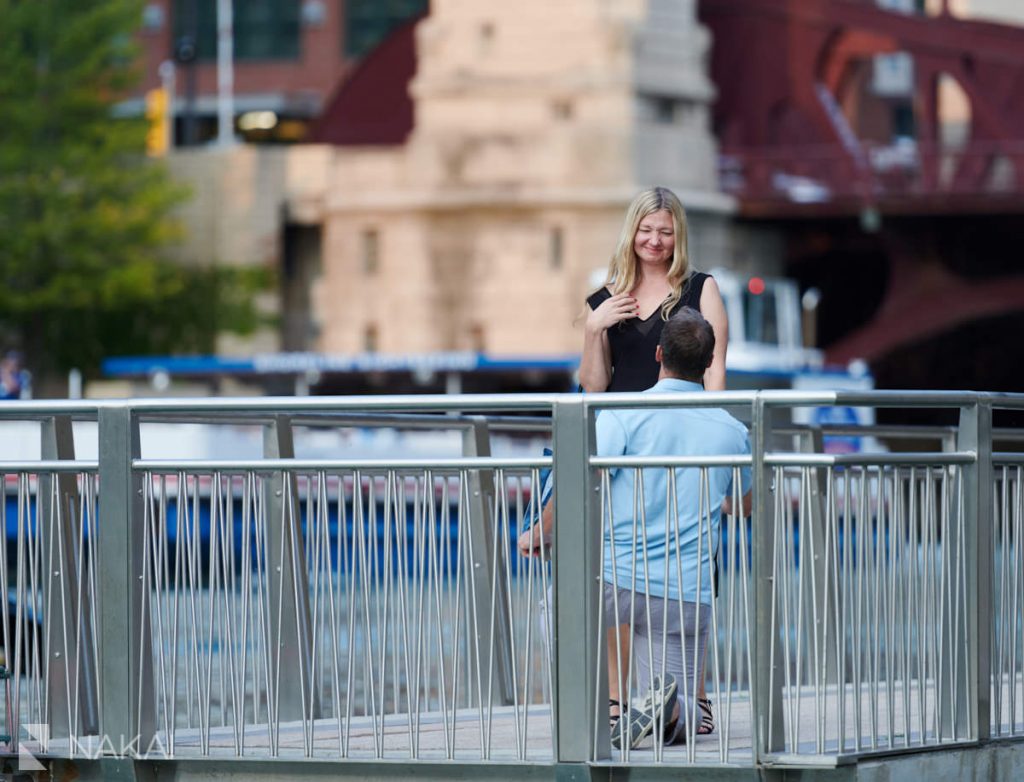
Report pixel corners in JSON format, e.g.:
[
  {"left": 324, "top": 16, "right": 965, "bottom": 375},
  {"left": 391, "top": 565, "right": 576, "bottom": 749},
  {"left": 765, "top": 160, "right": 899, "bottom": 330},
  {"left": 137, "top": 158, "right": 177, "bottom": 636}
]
[{"left": 598, "top": 186, "right": 691, "bottom": 320}]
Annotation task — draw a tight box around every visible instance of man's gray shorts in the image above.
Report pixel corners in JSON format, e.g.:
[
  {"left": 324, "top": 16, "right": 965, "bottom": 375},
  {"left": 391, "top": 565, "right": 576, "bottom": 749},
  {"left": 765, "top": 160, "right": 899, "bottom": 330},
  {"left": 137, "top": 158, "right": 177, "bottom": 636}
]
[
  {"left": 603, "top": 584, "right": 711, "bottom": 744},
  {"left": 540, "top": 582, "right": 711, "bottom": 742}
]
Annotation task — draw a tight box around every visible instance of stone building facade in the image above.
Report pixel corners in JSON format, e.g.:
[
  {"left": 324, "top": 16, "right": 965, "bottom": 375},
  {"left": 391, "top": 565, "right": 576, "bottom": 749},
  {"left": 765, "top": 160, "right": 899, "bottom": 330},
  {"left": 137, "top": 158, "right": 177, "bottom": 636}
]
[
  {"left": 313, "top": 0, "right": 750, "bottom": 357},
  {"left": 166, "top": 0, "right": 784, "bottom": 360}
]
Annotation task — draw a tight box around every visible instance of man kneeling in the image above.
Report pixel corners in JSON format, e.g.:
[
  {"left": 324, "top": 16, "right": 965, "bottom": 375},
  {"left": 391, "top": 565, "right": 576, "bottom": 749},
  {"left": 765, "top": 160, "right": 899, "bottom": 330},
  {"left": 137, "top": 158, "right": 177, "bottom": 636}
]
[{"left": 519, "top": 307, "right": 752, "bottom": 748}]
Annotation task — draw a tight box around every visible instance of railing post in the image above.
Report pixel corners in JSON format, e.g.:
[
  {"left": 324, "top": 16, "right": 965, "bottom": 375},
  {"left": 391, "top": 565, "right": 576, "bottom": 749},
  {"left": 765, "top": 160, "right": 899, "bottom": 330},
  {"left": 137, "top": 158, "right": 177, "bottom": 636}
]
[
  {"left": 551, "top": 396, "right": 605, "bottom": 765},
  {"left": 461, "top": 417, "right": 515, "bottom": 706},
  {"left": 957, "top": 397, "right": 993, "bottom": 742},
  {"left": 97, "top": 406, "right": 154, "bottom": 754},
  {"left": 263, "top": 415, "right": 319, "bottom": 722},
  {"left": 40, "top": 416, "right": 99, "bottom": 739},
  {"left": 752, "top": 396, "right": 785, "bottom": 759}
]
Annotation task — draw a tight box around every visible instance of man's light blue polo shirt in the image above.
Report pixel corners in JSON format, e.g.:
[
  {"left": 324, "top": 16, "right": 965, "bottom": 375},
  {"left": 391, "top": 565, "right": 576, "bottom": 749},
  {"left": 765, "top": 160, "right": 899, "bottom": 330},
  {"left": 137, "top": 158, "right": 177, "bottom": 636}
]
[{"left": 596, "top": 378, "right": 752, "bottom": 605}]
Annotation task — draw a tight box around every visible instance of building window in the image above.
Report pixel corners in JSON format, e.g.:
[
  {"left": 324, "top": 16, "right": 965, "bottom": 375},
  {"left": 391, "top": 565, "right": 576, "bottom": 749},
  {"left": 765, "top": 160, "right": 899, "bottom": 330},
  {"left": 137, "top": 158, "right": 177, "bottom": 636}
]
[
  {"left": 891, "top": 102, "right": 916, "bottom": 139},
  {"left": 344, "top": 0, "right": 428, "bottom": 58},
  {"left": 552, "top": 99, "right": 574, "bottom": 121},
  {"left": 173, "top": 0, "right": 300, "bottom": 61},
  {"left": 549, "top": 227, "right": 564, "bottom": 271},
  {"left": 361, "top": 229, "right": 379, "bottom": 274},
  {"left": 653, "top": 97, "right": 676, "bottom": 124},
  {"left": 469, "top": 324, "right": 486, "bottom": 353},
  {"left": 364, "top": 323, "right": 379, "bottom": 352},
  {"left": 478, "top": 21, "right": 495, "bottom": 54},
  {"left": 638, "top": 94, "right": 697, "bottom": 126}
]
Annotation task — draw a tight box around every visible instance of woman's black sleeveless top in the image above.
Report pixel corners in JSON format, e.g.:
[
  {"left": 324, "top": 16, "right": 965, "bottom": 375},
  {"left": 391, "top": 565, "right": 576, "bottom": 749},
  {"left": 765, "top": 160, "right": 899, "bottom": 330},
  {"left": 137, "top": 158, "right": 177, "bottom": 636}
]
[{"left": 586, "top": 272, "right": 709, "bottom": 392}]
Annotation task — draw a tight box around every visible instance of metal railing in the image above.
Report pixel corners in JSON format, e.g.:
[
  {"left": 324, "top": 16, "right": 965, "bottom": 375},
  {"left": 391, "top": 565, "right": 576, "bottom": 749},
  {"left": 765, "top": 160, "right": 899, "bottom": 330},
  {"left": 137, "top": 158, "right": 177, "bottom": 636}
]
[
  {"left": 0, "top": 391, "right": 1021, "bottom": 773},
  {"left": 133, "top": 463, "right": 553, "bottom": 761},
  {"left": 720, "top": 140, "right": 1024, "bottom": 206}
]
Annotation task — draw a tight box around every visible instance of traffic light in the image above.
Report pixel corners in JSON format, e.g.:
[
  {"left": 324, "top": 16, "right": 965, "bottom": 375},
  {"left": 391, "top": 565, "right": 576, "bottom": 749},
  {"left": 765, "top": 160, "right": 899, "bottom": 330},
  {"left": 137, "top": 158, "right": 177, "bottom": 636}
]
[{"left": 145, "top": 87, "right": 170, "bottom": 157}]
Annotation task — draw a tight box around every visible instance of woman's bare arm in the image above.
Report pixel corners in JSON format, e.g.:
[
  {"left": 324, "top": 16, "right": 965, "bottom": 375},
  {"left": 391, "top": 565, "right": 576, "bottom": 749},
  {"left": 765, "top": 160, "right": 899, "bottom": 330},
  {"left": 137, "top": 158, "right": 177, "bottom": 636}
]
[
  {"left": 700, "top": 276, "right": 729, "bottom": 391},
  {"left": 579, "top": 327, "right": 612, "bottom": 391},
  {"left": 578, "top": 292, "right": 637, "bottom": 392}
]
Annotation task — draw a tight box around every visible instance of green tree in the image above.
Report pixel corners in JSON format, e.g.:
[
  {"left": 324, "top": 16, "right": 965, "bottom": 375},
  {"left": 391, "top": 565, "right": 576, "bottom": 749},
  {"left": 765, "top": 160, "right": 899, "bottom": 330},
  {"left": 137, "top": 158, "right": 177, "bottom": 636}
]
[{"left": 0, "top": 0, "right": 264, "bottom": 387}]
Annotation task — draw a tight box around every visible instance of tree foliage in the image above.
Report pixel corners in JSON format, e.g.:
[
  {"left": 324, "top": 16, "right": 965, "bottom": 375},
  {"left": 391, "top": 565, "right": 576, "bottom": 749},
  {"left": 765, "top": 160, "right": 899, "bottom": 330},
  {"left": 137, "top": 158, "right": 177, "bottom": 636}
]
[{"left": 0, "top": 0, "right": 264, "bottom": 382}]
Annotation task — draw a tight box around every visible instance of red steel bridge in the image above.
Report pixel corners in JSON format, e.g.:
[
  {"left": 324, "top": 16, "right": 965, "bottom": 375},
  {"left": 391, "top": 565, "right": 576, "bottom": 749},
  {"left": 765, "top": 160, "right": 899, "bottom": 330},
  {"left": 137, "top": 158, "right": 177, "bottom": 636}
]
[{"left": 700, "top": 0, "right": 1024, "bottom": 388}]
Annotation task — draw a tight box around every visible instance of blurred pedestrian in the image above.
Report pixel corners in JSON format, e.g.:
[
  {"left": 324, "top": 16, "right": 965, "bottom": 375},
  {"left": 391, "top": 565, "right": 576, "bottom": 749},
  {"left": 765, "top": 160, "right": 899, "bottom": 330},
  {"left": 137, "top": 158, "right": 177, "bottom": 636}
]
[{"left": 0, "top": 351, "right": 31, "bottom": 400}]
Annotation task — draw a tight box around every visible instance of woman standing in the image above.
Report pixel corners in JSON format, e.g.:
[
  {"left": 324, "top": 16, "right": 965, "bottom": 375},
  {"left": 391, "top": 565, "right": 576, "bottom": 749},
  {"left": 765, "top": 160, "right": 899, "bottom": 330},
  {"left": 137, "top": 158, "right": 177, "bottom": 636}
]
[
  {"left": 580, "top": 186, "right": 727, "bottom": 737},
  {"left": 579, "top": 186, "right": 728, "bottom": 393}
]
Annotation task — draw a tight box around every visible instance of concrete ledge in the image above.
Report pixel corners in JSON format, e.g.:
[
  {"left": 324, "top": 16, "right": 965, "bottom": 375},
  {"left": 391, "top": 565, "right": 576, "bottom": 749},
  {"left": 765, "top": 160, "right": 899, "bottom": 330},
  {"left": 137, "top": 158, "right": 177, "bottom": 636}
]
[
  {"left": 855, "top": 739, "right": 1024, "bottom": 782},
  {"left": 40, "top": 741, "right": 1024, "bottom": 782}
]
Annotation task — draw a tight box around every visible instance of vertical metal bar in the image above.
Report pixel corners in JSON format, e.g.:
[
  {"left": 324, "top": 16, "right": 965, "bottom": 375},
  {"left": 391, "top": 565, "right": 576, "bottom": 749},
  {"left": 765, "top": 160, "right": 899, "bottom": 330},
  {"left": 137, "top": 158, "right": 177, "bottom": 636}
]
[
  {"left": 995, "top": 467, "right": 1008, "bottom": 738},
  {"left": 39, "top": 416, "right": 99, "bottom": 738},
  {"left": 263, "top": 415, "right": 320, "bottom": 722},
  {"left": 799, "top": 429, "right": 836, "bottom": 731},
  {"left": 752, "top": 396, "right": 785, "bottom": 758},
  {"left": 551, "top": 396, "right": 605, "bottom": 764},
  {"left": 957, "top": 400, "right": 993, "bottom": 742},
  {"left": 1012, "top": 465, "right": 1023, "bottom": 736},
  {"left": 97, "top": 406, "right": 154, "bottom": 752},
  {"left": 461, "top": 417, "right": 515, "bottom": 706}
]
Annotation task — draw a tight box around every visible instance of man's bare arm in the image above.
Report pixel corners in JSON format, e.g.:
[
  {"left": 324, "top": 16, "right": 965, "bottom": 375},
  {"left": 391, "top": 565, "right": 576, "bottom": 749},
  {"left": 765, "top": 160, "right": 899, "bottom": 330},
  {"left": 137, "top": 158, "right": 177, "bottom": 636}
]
[
  {"left": 517, "top": 495, "right": 556, "bottom": 557},
  {"left": 722, "top": 490, "right": 752, "bottom": 517}
]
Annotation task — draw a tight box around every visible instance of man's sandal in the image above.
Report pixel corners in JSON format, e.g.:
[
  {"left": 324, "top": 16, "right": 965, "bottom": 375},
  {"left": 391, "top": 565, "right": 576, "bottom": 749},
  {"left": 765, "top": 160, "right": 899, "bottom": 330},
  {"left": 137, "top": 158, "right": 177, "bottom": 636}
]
[
  {"left": 609, "top": 698, "right": 624, "bottom": 730},
  {"left": 660, "top": 696, "right": 714, "bottom": 745},
  {"left": 696, "top": 697, "right": 715, "bottom": 735},
  {"left": 610, "top": 674, "right": 677, "bottom": 750}
]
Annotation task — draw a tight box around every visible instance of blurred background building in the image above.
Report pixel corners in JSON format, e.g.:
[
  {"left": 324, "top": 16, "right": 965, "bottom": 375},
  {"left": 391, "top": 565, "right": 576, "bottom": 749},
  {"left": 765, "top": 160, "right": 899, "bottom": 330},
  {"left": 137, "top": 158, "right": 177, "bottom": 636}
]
[{"left": 108, "top": 0, "right": 1024, "bottom": 396}]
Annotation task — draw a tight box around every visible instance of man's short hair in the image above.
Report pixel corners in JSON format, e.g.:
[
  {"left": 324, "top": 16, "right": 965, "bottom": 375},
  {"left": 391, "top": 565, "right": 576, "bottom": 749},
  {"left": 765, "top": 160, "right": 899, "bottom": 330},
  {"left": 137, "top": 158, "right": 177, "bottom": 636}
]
[{"left": 659, "top": 307, "right": 715, "bottom": 381}]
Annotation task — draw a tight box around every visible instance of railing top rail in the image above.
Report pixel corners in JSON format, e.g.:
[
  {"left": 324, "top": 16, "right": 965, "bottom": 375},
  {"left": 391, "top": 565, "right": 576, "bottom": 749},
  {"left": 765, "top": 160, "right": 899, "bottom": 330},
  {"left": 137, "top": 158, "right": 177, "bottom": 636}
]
[
  {"left": 762, "top": 389, "right": 993, "bottom": 407},
  {"left": 584, "top": 389, "right": 1017, "bottom": 410},
  {"left": 765, "top": 451, "right": 976, "bottom": 467},
  {"left": 584, "top": 390, "right": 758, "bottom": 409},
  {"left": 0, "top": 400, "right": 108, "bottom": 420},
  {"left": 127, "top": 393, "right": 562, "bottom": 415},
  {"left": 989, "top": 393, "right": 1024, "bottom": 409},
  {"left": 130, "top": 411, "right": 554, "bottom": 431},
  {"left": 1, "top": 389, "right": 1021, "bottom": 421},
  {"left": 133, "top": 456, "right": 552, "bottom": 472},
  {"left": 591, "top": 454, "right": 752, "bottom": 468},
  {"left": 0, "top": 394, "right": 561, "bottom": 420},
  {"left": 0, "top": 460, "right": 99, "bottom": 473}
]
